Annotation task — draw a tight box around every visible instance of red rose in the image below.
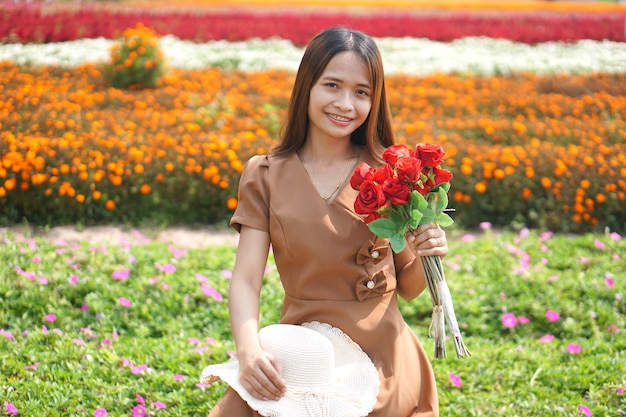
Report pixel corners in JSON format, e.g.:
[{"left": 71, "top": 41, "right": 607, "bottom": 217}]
[
  {"left": 364, "top": 212, "right": 382, "bottom": 225},
  {"left": 382, "top": 144, "right": 415, "bottom": 165},
  {"left": 427, "top": 166, "right": 454, "bottom": 188},
  {"left": 415, "top": 143, "right": 445, "bottom": 167},
  {"left": 383, "top": 176, "right": 411, "bottom": 205},
  {"left": 350, "top": 162, "right": 374, "bottom": 190},
  {"left": 371, "top": 164, "right": 394, "bottom": 184},
  {"left": 354, "top": 179, "right": 388, "bottom": 215},
  {"left": 395, "top": 156, "right": 422, "bottom": 184}
]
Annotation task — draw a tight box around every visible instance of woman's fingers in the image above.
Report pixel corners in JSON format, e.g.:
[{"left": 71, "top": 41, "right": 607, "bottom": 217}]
[{"left": 240, "top": 354, "right": 286, "bottom": 401}]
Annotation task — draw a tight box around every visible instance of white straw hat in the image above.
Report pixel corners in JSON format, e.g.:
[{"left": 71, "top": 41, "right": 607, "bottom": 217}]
[{"left": 200, "top": 321, "right": 380, "bottom": 417}]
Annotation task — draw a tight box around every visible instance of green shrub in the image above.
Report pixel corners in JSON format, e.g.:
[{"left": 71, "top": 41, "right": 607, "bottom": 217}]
[{"left": 102, "top": 23, "right": 165, "bottom": 89}]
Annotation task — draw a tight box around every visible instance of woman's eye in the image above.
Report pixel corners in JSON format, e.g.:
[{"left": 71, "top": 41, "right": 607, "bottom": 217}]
[
  {"left": 325, "top": 82, "right": 338, "bottom": 88},
  {"left": 356, "top": 89, "right": 370, "bottom": 96}
]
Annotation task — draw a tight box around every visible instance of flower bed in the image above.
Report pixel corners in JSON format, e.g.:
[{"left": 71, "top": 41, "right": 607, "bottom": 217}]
[
  {"left": 1, "top": 3, "right": 624, "bottom": 45},
  {"left": 1, "top": 61, "right": 624, "bottom": 233}
]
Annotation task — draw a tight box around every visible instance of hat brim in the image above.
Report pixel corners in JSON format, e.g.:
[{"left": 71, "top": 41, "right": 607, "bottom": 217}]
[{"left": 200, "top": 321, "right": 380, "bottom": 417}]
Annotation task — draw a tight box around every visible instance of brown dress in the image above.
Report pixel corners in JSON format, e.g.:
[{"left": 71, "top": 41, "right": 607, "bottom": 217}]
[{"left": 208, "top": 150, "right": 439, "bottom": 417}]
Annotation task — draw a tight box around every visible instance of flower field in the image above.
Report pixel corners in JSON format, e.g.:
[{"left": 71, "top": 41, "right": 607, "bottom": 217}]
[
  {"left": 1, "top": 225, "right": 624, "bottom": 416},
  {"left": 1, "top": 31, "right": 625, "bottom": 231}
]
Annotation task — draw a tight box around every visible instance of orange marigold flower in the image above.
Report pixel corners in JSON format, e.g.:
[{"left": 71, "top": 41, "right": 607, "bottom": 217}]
[
  {"left": 522, "top": 187, "right": 532, "bottom": 200},
  {"left": 580, "top": 179, "right": 591, "bottom": 189},
  {"left": 105, "top": 199, "right": 116, "bottom": 210},
  {"left": 226, "top": 197, "right": 238, "bottom": 210},
  {"left": 4, "top": 178, "right": 16, "bottom": 190},
  {"left": 475, "top": 181, "right": 487, "bottom": 194},
  {"left": 541, "top": 177, "right": 552, "bottom": 188},
  {"left": 0, "top": 187, "right": 5, "bottom": 198},
  {"left": 140, "top": 184, "right": 151, "bottom": 195},
  {"left": 595, "top": 193, "right": 606, "bottom": 204},
  {"left": 93, "top": 190, "right": 102, "bottom": 200},
  {"left": 76, "top": 194, "right": 85, "bottom": 203}
]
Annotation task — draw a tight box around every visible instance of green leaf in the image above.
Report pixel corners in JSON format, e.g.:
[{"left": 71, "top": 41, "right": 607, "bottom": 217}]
[
  {"left": 410, "top": 208, "right": 423, "bottom": 229},
  {"left": 435, "top": 187, "right": 449, "bottom": 212},
  {"left": 435, "top": 212, "right": 455, "bottom": 227},
  {"left": 390, "top": 233, "right": 407, "bottom": 253},
  {"left": 368, "top": 217, "right": 399, "bottom": 238},
  {"left": 420, "top": 208, "right": 436, "bottom": 225}
]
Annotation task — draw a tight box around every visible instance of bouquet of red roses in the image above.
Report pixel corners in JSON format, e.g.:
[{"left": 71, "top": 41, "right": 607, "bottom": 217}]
[{"left": 350, "top": 143, "right": 471, "bottom": 359}]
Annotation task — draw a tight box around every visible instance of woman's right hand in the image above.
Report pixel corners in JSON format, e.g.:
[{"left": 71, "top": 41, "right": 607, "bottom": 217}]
[{"left": 238, "top": 347, "right": 287, "bottom": 401}]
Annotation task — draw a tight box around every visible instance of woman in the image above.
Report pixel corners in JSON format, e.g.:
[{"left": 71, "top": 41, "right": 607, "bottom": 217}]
[{"left": 207, "top": 26, "right": 447, "bottom": 417}]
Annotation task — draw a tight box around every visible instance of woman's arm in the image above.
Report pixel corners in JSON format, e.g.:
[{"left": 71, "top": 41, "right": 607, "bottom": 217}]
[
  {"left": 395, "top": 223, "right": 448, "bottom": 301},
  {"left": 228, "top": 226, "right": 287, "bottom": 401}
]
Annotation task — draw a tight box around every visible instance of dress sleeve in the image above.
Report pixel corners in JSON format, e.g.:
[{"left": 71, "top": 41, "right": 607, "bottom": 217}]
[{"left": 229, "top": 155, "right": 270, "bottom": 233}]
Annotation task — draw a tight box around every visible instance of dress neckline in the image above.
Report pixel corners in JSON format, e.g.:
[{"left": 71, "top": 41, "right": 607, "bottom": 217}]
[{"left": 294, "top": 148, "right": 365, "bottom": 205}]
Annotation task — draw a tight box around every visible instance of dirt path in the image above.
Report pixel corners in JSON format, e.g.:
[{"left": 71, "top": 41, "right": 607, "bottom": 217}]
[{"left": 0, "top": 225, "right": 239, "bottom": 248}]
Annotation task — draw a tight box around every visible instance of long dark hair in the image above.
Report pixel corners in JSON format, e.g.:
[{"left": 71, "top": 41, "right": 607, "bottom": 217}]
[{"left": 272, "top": 27, "right": 394, "bottom": 162}]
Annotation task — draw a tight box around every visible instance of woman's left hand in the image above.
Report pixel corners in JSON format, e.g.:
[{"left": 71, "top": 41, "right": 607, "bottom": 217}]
[{"left": 405, "top": 223, "right": 448, "bottom": 257}]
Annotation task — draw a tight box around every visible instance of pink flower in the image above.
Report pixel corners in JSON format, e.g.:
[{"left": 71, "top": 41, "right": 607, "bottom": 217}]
[
  {"left": 44, "top": 314, "right": 57, "bottom": 323},
  {"left": 546, "top": 310, "right": 560, "bottom": 322},
  {"left": 539, "top": 335, "right": 555, "bottom": 343},
  {"left": 616, "top": 387, "right": 625, "bottom": 394},
  {"left": 68, "top": 275, "right": 79, "bottom": 284},
  {"left": 0, "top": 329, "right": 15, "bottom": 341},
  {"left": 25, "top": 362, "right": 40, "bottom": 370},
  {"left": 136, "top": 394, "right": 145, "bottom": 405},
  {"left": 604, "top": 272, "right": 614, "bottom": 288},
  {"left": 548, "top": 274, "right": 559, "bottom": 281},
  {"left": 593, "top": 239, "right": 604, "bottom": 250},
  {"left": 168, "top": 245, "right": 187, "bottom": 259},
  {"left": 518, "top": 316, "right": 530, "bottom": 325},
  {"left": 72, "top": 338, "right": 86, "bottom": 346},
  {"left": 607, "top": 324, "right": 620, "bottom": 333},
  {"left": 131, "top": 405, "right": 147, "bottom": 417},
  {"left": 5, "top": 402, "right": 18, "bottom": 415},
  {"left": 448, "top": 373, "right": 462, "bottom": 387},
  {"left": 153, "top": 402, "right": 167, "bottom": 409},
  {"left": 201, "top": 284, "right": 223, "bottom": 301},
  {"left": 566, "top": 343, "right": 581, "bottom": 354},
  {"left": 609, "top": 232, "right": 622, "bottom": 241},
  {"left": 156, "top": 263, "right": 176, "bottom": 273},
  {"left": 221, "top": 269, "right": 233, "bottom": 279},
  {"left": 131, "top": 364, "right": 148, "bottom": 374},
  {"left": 502, "top": 313, "right": 518, "bottom": 329},
  {"left": 188, "top": 338, "right": 202, "bottom": 345},
  {"left": 460, "top": 234, "right": 475, "bottom": 242},
  {"left": 94, "top": 408, "right": 108, "bottom": 417},
  {"left": 102, "top": 339, "right": 112, "bottom": 346},
  {"left": 579, "top": 256, "right": 590, "bottom": 264},
  {"left": 118, "top": 298, "right": 132, "bottom": 308},
  {"left": 112, "top": 270, "right": 130, "bottom": 280},
  {"left": 578, "top": 403, "right": 592, "bottom": 416},
  {"left": 174, "top": 374, "right": 186, "bottom": 381},
  {"left": 479, "top": 222, "right": 492, "bottom": 230}
]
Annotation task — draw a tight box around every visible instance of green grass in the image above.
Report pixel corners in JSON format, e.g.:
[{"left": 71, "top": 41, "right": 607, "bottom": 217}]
[{"left": 1, "top": 228, "right": 624, "bottom": 416}]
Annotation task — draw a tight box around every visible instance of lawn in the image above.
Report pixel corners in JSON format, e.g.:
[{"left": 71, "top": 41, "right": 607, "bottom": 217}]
[{"left": 1, "top": 226, "right": 624, "bottom": 416}]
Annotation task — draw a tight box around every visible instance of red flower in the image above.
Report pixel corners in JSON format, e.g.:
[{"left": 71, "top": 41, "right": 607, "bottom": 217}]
[
  {"left": 395, "top": 156, "right": 422, "bottom": 184},
  {"left": 354, "top": 179, "right": 388, "bottom": 215},
  {"left": 350, "top": 162, "right": 374, "bottom": 189},
  {"left": 415, "top": 143, "right": 445, "bottom": 167},
  {"left": 427, "top": 166, "right": 454, "bottom": 189},
  {"left": 382, "top": 144, "right": 415, "bottom": 165},
  {"left": 383, "top": 176, "right": 411, "bottom": 205}
]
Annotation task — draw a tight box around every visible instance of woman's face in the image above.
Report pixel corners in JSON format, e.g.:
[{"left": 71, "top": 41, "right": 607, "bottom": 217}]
[{"left": 307, "top": 51, "right": 372, "bottom": 144}]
